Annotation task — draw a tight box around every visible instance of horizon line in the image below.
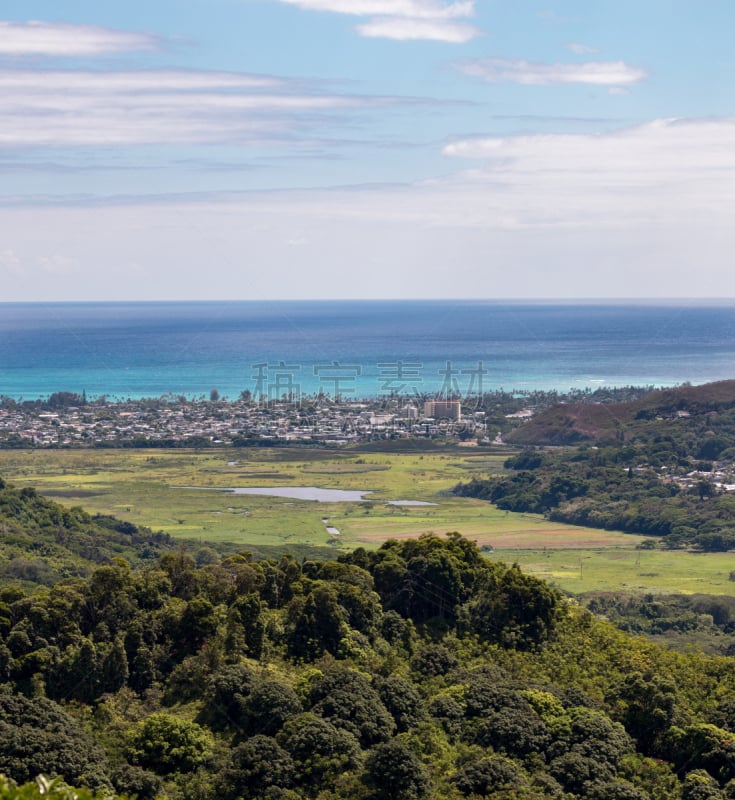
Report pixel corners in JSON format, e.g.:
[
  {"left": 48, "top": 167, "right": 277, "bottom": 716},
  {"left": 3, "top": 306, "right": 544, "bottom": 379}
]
[{"left": 3, "top": 297, "right": 735, "bottom": 306}]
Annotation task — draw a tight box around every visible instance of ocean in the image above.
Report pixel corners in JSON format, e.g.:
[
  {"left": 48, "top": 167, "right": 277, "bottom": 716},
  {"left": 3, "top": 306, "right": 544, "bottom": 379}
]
[{"left": 1, "top": 300, "right": 735, "bottom": 401}]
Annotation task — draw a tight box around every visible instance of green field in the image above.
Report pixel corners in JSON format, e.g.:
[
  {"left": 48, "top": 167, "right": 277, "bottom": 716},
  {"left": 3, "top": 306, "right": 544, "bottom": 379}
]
[
  {"left": 487, "top": 547, "right": 735, "bottom": 597},
  {"left": 3, "top": 445, "right": 735, "bottom": 595}
]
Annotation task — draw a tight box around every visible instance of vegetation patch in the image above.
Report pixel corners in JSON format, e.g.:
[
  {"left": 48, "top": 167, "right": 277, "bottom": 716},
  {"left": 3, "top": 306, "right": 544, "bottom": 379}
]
[{"left": 0, "top": 521, "right": 734, "bottom": 799}]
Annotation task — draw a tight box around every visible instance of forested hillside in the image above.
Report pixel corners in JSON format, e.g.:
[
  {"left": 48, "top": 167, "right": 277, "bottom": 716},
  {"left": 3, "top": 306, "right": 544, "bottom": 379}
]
[
  {"left": 1, "top": 507, "right": 735, "bottom": 799},
  {"left": 452, "top": 380, "right": 735, "bottom": 550},
  {"left": 0, "top": 478, "right": 173, "bottom": 585},
  {"left": 455, "top": 440, "right": 735, "bottom": 549},
  {"left": 505, "top": 380, "right": 735, "bottom": 448}
]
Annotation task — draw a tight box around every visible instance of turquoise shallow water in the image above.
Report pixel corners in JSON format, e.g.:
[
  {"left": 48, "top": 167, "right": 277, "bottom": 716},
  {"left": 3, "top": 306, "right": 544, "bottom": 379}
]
[{"left": 1, "top": 300, "right": 735, "bottom": 400}]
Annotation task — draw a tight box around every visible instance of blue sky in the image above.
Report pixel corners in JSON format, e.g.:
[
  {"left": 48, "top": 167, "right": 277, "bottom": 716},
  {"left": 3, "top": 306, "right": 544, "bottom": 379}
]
[{"left": 1, "top": 1, "right": 734, "bottom": 300}]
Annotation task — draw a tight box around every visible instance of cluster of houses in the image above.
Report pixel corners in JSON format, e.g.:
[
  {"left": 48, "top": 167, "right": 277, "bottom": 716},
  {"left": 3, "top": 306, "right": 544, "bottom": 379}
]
[
  {"left": 0, "top": 397, "right": 488, "bottom": 448},
  {"left": 660, "top": 464, "right": 735, "bottom": 495}
]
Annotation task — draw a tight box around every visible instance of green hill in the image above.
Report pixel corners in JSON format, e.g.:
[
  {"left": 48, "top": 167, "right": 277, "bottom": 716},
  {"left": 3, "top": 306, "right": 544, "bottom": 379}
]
[
  {"left": 506, "top": 379, "right": 735, "bottom": 447},
  {"left": 0, "top": 477, "right": 172, "bottom": 586},
  {"left": 0, "top": 520, "right": 734, "bottom": 798}
]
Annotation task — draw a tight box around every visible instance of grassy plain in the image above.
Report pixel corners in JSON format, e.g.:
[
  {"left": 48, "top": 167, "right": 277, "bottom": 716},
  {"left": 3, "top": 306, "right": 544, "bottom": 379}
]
[
  {"left": 486, "top": 548, "right": 735, "bottom": 597},
  {"left": 2, "top": 446, "right": 735, "bottom": 595}
]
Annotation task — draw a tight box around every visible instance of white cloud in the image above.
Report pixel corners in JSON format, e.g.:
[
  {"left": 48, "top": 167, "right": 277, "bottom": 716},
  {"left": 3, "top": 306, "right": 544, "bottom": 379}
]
[
  {"left": 456, "top": 58, "right": 646, "bottom": 86},
  {"left": 11, "top": 117, "right": 735, "bottom": 227},
  {"left": 356, "top": 16, "right": 480, "bottom": 42},
  {"left": 0, "top": 248, "right": 23, "bottom": 277},
  {"left": 275, "top": 1, "right": 474, "bottom": 19},
  {"left": 442, "top": 117, "right": 735, "bottom": 176},
  {"left": 0, "top": 70, "right": 281, "bottom": 92},
  {"left": 37, "top": 253, "right": 79, "bottom": 275},
  {"left": 438, "top": 119, "right": 735, "bottom": 232},
  {"left": 0, "top": 68, "right": 390, "bottom": 147},
  {"left": 274, "top": 0, "right": 479, "bottom": 42},
  {"left": 0, "top": 21, "right": 159, "bottom": 57},
  {"left": 567, "top": 42, "right": 598, "bottom": 55}
]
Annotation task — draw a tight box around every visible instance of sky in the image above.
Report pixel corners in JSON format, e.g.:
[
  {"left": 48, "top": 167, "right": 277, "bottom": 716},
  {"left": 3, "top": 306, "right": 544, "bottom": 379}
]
[{"left": 1, "top": 0, "right": 734, "bottom": 301}]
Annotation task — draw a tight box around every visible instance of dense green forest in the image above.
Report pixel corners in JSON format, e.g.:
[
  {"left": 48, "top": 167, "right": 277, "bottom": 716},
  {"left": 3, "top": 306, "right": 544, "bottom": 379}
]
[
  {"left": 581, "top": 592, "right": 735, "bottom": 654},
  {"left": 0, "top": 477, "right": 173, "bottom": 585},
  {"left": 1, "top": 477, "right": 735, "bottom": 799},
  {"left": 454, "top": 440, "right": 735, "bottom": 550}
]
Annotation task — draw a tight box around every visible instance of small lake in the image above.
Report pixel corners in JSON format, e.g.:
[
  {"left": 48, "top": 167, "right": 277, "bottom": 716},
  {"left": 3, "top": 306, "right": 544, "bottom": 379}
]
[
  {"left": 176, "top": 485, "right": 438, "bottom": 504},
  {"left": 387, "top": 500, "right": 438, "bottom": 507},
  {"left": 223, "top": 486, "right": 372, "bottom": 502}
]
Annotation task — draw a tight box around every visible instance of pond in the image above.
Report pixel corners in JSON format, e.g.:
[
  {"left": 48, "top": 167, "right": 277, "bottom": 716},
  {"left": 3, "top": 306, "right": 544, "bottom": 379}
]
[
  {"left": 176, "top": 485, "right": 438, "bottom": 504},
  {"left": 223, "top": 486, "right": 372, "bottom": 502},
  {"left": 386, "top": 500, "right": 438, "bottom": 506}
]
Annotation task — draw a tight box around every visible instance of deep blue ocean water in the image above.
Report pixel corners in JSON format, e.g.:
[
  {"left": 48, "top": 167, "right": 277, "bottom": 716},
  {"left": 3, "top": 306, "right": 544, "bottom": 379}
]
[{"left": 2, "top": 300, "right": 735, "bottom": 401}]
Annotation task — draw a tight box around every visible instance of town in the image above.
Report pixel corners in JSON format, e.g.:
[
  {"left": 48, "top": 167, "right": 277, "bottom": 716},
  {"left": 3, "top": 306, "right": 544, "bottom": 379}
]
[{"left": 0, "top": 393, "right": 491, "bottom": 448}]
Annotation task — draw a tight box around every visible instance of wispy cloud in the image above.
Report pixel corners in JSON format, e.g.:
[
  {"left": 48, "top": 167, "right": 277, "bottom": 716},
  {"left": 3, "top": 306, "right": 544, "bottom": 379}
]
[
  {"left": 566, "top": 42, "right": 598, "bottom": 55},
  {"left": 0, "top": 67, "right": 402, "bottom": 147},
  {"left": 275, "top": 1, "right": 474, "bottom": 19},
  {"left": 356, "top": 17, "right": 479, "bottom": 42},
  {"left": 442, "top": 118, "right": 735, "bottom": 204},
  {"left": 275, "top": 0, "right": 481, "bottom": 42},
  {"left": 0, "top": 248, "right": 23, "bottom": 278},
  {"left": 0, "top": 20, "right": 160, "bottom": 57},
  {"left": 0, "top": 70, "right": 282, "bottom": 92},
  {"left": 37, "top": 253, "right": 80, "bottom": 276},
  {"left": 456, "top": 58, "right": 646, "bottom": 86},
  {"left": 13, "top": 117, "right": 735, "bottom": 224}
]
